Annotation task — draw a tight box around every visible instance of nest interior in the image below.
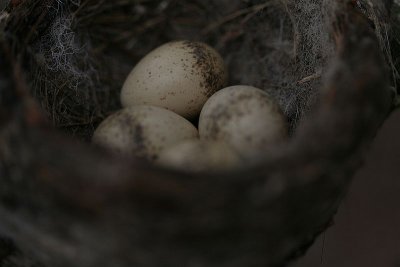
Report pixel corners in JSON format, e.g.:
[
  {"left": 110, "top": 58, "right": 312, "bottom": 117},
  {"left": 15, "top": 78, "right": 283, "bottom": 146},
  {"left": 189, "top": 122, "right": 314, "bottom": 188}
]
[
  {"left": 0, "top": 0, "right": 398, "bottom": 267},
  {"left": 18, "top": 0, "right": 338, "bottom": 140}
]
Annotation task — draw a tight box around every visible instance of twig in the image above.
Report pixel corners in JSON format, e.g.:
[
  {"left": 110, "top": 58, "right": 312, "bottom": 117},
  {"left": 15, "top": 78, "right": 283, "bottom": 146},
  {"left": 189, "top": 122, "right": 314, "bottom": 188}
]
[
  {"left": 201, "top": 1, "right": 272, "bottom": 35},
  {"left": 58, "top": 121, "right": 93, "bottom": 128},
  {"left": 297, "top": 70, "right": 322, "bottom": 85}
]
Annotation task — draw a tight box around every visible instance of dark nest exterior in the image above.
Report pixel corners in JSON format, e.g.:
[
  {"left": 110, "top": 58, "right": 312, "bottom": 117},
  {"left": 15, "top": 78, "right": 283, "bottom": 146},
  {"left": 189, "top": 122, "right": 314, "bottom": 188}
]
[{"left": 0, "top": 0, "right": 399, "bottom": 267}]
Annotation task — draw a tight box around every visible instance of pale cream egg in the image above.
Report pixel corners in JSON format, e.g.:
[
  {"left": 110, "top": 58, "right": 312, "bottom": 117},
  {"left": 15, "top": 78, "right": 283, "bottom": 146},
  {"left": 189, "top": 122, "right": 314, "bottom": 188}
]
[
  {"left": 198, "top": 85, "right": 288, "bottom": 159},
  {"left": 157, "top": 139, "right": 241, "bottom": 172},
  {"left": 120, "top": 41, "right": 227, "bottom": 119},
  {"left": 92, "top": 105, "right": 198, "bottom": 160}
]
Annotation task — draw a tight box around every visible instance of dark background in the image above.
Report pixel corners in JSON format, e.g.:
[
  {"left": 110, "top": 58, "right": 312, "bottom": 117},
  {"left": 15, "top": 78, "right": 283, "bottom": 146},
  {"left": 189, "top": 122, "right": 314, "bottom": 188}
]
[{"left": 292, "top": 110, "right": 400, "bottom": 267}]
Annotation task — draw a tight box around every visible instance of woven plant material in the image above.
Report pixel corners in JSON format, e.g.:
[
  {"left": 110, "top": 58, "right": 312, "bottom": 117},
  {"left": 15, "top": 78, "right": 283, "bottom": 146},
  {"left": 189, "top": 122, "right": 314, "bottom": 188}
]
[{"left": 0, "top": 0, "right": 398, "bottom": 267}]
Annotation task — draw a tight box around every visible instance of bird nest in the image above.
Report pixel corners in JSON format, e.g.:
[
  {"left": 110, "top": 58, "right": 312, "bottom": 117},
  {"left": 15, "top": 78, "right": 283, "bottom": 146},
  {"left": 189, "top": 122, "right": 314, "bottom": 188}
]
[{"left": 0, "top": 0, "right": 398, "bottom": 266}]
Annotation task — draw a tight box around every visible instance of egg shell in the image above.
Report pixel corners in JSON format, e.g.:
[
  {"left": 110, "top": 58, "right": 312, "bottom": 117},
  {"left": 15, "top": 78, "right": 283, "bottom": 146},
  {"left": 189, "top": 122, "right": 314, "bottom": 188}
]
[
  {"left": 157, "top": 139, "right": 241, "bottom": 172},
  {"left": 120, "top": 40, "right": 228, "bottom": 119},
  {"left": 92, "top": 105, "right": 198, "bottom": 160},
  {"left": 198, "top": 85, "right": 288, "bottom": 158}
]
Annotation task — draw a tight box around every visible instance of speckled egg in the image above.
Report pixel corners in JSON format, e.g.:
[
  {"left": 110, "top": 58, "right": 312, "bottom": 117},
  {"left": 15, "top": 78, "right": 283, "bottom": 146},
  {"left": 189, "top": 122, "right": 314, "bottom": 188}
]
[
  {"left": 92, "top": 105, "right": 198, "bottom": 160},
  {"left": 198, "top": 85, "right": 288, "bottom": 159},
  {"left": 120, "top": 40, "right": 228, "bottom": 119},
  {"left": 157, "top": 139, "right": 241, "bottom": 172}
]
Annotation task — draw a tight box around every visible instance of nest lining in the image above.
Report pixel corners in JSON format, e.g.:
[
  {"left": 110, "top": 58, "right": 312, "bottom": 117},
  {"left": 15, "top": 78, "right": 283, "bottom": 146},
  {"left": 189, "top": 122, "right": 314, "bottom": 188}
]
[{"left": 20, "top": 0, "right": 339, "bottom": 141}]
